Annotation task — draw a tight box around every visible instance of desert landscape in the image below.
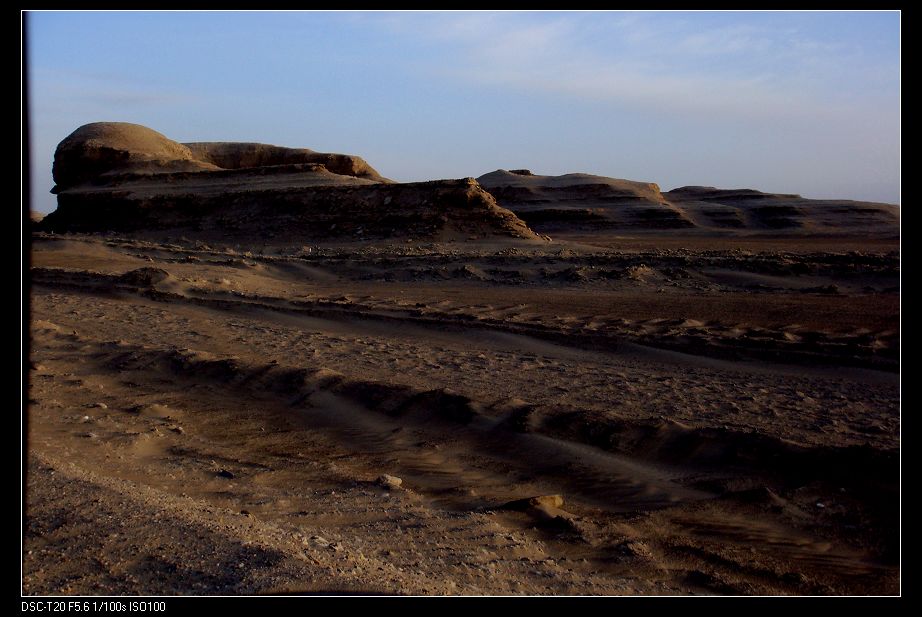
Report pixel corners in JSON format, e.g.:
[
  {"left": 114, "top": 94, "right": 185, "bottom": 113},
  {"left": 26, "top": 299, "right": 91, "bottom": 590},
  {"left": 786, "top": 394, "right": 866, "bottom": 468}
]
[{"left": 24, "top": 122, "right": 899, "bottom": 595}]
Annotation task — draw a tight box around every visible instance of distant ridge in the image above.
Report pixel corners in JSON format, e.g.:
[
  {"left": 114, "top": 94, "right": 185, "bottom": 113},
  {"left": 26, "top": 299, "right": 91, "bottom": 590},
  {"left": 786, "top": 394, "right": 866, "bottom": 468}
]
[{"left": 478, "top": 170, "right": 898, "bottom": 236}]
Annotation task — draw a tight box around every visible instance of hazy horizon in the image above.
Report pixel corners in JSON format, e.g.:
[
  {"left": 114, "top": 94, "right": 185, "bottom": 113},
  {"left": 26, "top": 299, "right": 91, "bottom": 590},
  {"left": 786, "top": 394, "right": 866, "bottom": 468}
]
[{"left": 26, "top": 10, "right": 900, "bottom": 213}]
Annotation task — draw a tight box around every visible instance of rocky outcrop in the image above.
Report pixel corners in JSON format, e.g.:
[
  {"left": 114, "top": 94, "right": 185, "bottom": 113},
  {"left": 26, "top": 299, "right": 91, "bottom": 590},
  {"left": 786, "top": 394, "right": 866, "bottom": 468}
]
[
  {"left": 477, "top": 169, "right": 693, "bottom": 231},
  {"left": 664, "top": 186, "right": 900, "bottom": 234},
  {"left": 46, "top": 123, "right": 896, "bottom": 241},
  {"left": 44, "top": 123, "right": 539, "bottom": 242},
  {"left": 42, "top": 172, "right": 538, "bottom": 241},
  {"left": 52, "top": 123, "right": 221, "bottom": 190},
  {"left": 479, "top": 170, "right": 899, "bottom": 236},
  {"left": 51, "top": 122, "right": 389, "bottom": 192},
  {"left": 184, "top": 142, "right": 387, "bottom": 182}
]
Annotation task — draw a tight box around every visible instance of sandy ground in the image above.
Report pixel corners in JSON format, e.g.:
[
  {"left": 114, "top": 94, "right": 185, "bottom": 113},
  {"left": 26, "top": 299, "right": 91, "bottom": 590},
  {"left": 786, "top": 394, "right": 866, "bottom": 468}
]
[{"left": 24, "top": 233, "right": 899, "bottom": 595}]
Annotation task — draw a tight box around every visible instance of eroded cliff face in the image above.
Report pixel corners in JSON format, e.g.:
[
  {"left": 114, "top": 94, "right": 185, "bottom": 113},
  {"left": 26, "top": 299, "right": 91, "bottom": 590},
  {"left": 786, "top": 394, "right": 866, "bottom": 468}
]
[
  {"left": 183, "top": 142, "right": 388, "bottom": 182},
  {"left": 46, "top": 173, "right": 537, "bottom": 244},
  {"left": 478, "top": 170, "right": 899, "bottom": 236},
  {"left": 43, "top": 171, "right": 538, "bottom": 242},
  {"left": 663, "top": 186, "right": 899, "bottom": 234},
  {"left": 477, "top": 169, "right": 694, "bottom": 232},
  {"left": 45, "top": 123, "right": 897, "bottom": 242},
  {"left": 43, "top": 123, "right": 539, "bottom": 242}
]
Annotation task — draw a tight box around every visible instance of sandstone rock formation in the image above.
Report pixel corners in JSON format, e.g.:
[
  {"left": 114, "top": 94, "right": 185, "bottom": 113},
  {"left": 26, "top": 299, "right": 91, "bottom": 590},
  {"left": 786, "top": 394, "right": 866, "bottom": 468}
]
[
  {"left": 184, "top": 142, "right": 387, "bottom": 182},
  {"left": 478, "top": 169, "right": 899, "bottom": 236},
  {"left": 664, "top": 186, "right": 899, "bottom": 234},
  {"left": 478, "top": 169, "right": 691, "bottom": 232},
  {"left": 52, "top": 122, "right": 221, "bottom": 190},
  {"left": 43, "top": 175, "right": 538, "bottom": 241},
  {"left": 42, "top": 122, "right": 897, "bottom": 241},
  {"left": 42, "top": 123, "right": 539, "bottom": 242},
  {"left": 51, "top": 122, "right": 389, "bottom": 190}
]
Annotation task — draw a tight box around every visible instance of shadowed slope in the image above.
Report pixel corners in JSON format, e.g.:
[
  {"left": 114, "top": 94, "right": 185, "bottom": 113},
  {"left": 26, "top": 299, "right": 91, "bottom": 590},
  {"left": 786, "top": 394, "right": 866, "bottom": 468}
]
[
  {"left": 478, "top": 169, "right": 693, "bottom": 231},
  {"left": 479, "top": 170, "right": 899, "bottom": 236},
  {"left": 665, "top": 186, "right": 899, "bottom": 234}
]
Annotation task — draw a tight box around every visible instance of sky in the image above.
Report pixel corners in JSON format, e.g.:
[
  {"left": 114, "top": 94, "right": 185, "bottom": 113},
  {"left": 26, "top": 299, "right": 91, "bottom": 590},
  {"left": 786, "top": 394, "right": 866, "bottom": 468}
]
[{"left": 26, "top": 10, "right": 900, "bottom": 213}]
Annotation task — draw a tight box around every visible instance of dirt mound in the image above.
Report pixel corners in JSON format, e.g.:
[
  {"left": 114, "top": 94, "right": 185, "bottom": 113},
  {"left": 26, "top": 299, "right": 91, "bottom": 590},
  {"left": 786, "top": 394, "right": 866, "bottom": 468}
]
[
  {"left": 116, "top": 267, "right": 171, "bottom": 287},
  {"left": 184, "top": 142, "right": 388, "bottom": 182},
  {"left": 52, "top": 122, "right": 221, "bottom": 189}
]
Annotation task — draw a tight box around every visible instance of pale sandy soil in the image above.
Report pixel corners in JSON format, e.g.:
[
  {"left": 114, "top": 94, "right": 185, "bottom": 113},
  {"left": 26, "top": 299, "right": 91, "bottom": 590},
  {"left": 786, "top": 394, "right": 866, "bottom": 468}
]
[{"left": 24, "top": 233, "right": 899, "bottom": 595}]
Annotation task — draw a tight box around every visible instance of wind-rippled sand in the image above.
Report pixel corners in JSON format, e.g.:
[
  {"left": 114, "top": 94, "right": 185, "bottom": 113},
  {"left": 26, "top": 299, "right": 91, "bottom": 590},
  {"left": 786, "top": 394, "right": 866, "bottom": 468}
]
[{"left": 25, "top": 233, "right": 899, "bottom": 595}]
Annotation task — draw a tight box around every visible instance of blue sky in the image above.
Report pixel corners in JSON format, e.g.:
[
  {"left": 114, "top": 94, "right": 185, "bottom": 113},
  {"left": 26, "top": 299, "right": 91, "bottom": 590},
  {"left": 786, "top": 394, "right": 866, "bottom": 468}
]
[{"left": 26, "top": 11, "right": 900, "bottom": 212}]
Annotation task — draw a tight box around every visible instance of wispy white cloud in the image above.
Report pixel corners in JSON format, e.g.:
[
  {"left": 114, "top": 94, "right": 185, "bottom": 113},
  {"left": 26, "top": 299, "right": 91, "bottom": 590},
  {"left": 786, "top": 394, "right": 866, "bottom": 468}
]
[
  {"left": 376, "top": 12, "right": 896, "bottom": 122},
  {"left": 672, "top": 24, "right": 774, "bottom": 56}
]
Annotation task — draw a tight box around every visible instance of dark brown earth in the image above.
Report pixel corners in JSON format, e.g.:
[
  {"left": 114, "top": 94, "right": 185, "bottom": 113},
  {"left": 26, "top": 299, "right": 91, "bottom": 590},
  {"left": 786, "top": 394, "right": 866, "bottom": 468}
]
[{"left": 26, "top": 231, "right": 899, "bottom": 596}]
